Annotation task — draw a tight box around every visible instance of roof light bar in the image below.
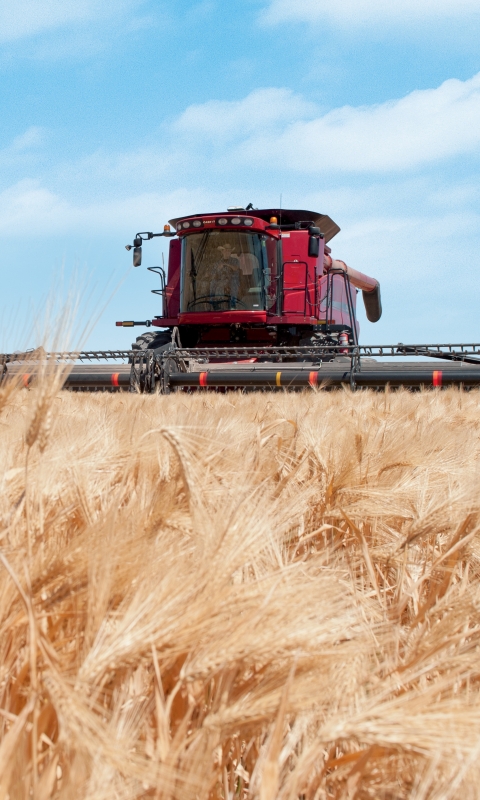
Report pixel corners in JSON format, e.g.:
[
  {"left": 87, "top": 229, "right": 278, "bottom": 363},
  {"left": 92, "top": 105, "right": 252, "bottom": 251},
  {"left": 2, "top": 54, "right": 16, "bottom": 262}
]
[{"left": 175, "top": 216, "right": 264, "bottom": 231}]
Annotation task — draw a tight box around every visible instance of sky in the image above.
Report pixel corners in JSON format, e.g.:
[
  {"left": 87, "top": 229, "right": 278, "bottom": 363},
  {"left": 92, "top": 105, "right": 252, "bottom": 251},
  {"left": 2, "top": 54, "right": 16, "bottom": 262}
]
[{"left": 1, "top": 0, "right": 480, "bottom": 351}]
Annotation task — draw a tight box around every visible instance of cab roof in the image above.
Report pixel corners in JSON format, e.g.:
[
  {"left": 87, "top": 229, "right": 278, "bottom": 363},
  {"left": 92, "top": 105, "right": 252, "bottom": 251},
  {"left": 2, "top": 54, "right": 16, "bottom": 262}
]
[{"left": 169, "top": 208, "right": 341, "bottom": 243}]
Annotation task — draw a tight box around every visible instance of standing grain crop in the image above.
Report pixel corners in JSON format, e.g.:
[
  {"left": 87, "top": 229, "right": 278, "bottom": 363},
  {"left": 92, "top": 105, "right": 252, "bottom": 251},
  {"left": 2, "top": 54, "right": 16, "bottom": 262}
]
[{"left": 1, "top": 386, "right": 480, "bottom": 798}]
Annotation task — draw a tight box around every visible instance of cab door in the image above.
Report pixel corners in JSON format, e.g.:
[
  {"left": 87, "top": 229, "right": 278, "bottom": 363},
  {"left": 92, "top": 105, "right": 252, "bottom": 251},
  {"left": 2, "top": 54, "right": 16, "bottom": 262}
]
[{"left": 282, "top": 261, "right": 308, "bottom": 314}]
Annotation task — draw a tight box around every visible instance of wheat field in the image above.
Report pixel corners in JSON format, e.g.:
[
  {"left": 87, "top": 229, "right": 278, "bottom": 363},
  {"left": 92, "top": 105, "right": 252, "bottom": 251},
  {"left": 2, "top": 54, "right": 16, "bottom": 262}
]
[{"left": 1, "top": 380, "right": 480, "bottom": 799}]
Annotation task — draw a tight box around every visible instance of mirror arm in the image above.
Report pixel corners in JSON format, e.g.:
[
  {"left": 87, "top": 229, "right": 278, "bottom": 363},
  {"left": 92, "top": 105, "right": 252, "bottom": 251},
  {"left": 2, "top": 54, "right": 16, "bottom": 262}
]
[
  {"left": 136, "top": 231, "right": 176, "bottom": 241},
  {"left": 125, "top": 231, "right": 176, "bottom": 252}
]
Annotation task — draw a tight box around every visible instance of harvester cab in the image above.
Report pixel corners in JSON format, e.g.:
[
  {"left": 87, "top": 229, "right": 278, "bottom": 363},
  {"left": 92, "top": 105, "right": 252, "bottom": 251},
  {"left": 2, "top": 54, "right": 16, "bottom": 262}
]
[{"left": 118, "top": 206, "right": 382, "bottom": 357}]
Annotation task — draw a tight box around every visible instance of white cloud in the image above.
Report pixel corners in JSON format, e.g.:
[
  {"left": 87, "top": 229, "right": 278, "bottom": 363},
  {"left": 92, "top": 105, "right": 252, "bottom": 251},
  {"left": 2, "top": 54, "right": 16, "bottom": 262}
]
[
  {"left": 0, "top": 127, "right": 44, "bottom": 169},
  {"left": 174, "top": 73, "right": 480, "bottom": 173},
  {"left": 0, "top": 180, "right": 69, "bottom": 232},
  {"left": 43, "top": 90, "right": 315, "bottom": 191},
  {"left": 261, "top": 0, "right": 480, "bottom": 26},
  {"left": 173, "top": 88, "right": 316, "bottom": 141},
  {"left": 10, "top": 73, "right": 480, "bottom": 207},
  {"left": 0, "top": 0, "right": 140, "bottom": 43},
  {"left": 0, "top": 179, "right": 218, "bottom": 235},
  {"left": 28, "top": 72, "right": 480, "bottom": 197},
  {"left": 9, "top": 127, "right": 44, "bottom": 150}
]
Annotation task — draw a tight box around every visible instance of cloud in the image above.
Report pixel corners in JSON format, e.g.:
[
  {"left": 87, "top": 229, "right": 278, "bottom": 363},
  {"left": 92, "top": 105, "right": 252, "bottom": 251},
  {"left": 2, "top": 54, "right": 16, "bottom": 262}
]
[
  {"left": 173, "top": 73, "right": 480, "bottom": 173},
  {"left": 0, "top": 0, "right": 141, "bottom": 43},
  {"left": 0, "top": 180, "right": 70, "bottom": 233},
  {"left": 0, "top": 179, "right": 219, "bottom": 235},
  {"left": 0, "top": 127, "right": 44, "bottom": 170},
  {"left": 261, "top": 0, "right": 480, "bottom": 26},
  {"left": 42, "top": 90, "right": 315, "bottom": 193},
  {"left": 27, "top": 72, "right": 480, "bottom": 199},
  {"left": 10, "top": 127, "right": 44, "bottom": 150},
  {"left": 10, "top": 72, "right": 480, "bottom": 208},
  {"left": 173, "top": 88, "right": 316, "bottom": 141}
]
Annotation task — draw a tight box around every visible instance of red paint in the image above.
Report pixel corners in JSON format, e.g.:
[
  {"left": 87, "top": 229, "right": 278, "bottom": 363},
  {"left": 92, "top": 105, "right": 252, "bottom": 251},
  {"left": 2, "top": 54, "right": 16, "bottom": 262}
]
[
  {"left": 111, "top": 373, "right": 120, "bottom": 387},
  {"left": 152, "top": 318, "right": 179, "bottom": 327},
  {"left": 281, "top": 231, "right": 322, "bottom": 317},
  {"left": 199, "top": 372, "right": 208, "bottom": 386},
  {"left": 172, "top": 215, "right": 275, "bottom": 236},
  {"left": 338, "top": 332, "right": 349, "bottom": 353},
  {"left": 283, "top": 261, "right": 308, "bottom": 313},
  {"left": 23, "top": 374, "right": 30, "bottom": 388},
  {"left": 125, "top": 208, "right": 380, "bottom": 351},
  {"left": 165, "top": 238, "right": 181, "bottom": 318},
  {"left": 179, "top": 311, "right": 267, "bottom": 325},
  {"left": 267, "top": 315, "right": 318, "bottom": 324},
  {"left": 200, "top": 327, "right": 231, "bottom": 342},
  {"left": 308, "top": 371, "right": 318, "bottom": 387},
  {"left": 433, "top": 370, "right": 442, "bottom": 387}
]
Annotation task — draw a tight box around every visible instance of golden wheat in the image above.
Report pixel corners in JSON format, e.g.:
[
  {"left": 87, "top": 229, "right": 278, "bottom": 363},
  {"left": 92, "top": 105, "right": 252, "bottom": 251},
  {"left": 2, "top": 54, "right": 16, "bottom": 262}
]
[{"left": 1, "top": 383, "right": 480, "bottom": 799}]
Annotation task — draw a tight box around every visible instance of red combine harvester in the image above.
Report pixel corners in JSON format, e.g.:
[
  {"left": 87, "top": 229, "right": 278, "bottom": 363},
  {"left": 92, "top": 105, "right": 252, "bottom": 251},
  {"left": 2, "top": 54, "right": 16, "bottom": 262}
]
[
  {"left": 3, "top": 205, "right": 480, "bottom": 390},
  {"left": 121, "top": 207, "right": 381, "bottom": 349}
]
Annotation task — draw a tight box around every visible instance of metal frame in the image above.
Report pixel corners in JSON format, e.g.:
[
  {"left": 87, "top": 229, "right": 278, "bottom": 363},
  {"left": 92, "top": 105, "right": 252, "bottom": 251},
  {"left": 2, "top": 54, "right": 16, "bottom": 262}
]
[
  {"left": 3, "top": 343, "right": 480, "bottom": 365},
  {"left": 2, "top": 350, "right": 134, "bottom": 363},
  {"left": 320, "top": 269, "right": 358, "bottom": 340},
  {"left": 148, "top": 266, "right": 167, "bottom": 315},
  {"left": 3, "top": 343, "right": 480, "bottom": 392}
]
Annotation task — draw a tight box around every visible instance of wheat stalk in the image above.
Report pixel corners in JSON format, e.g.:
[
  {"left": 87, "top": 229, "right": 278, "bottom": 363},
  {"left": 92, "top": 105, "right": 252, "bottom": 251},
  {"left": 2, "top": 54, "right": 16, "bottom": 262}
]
[{"left": 1, "top": 388, "right": 480, "bottom": 798}]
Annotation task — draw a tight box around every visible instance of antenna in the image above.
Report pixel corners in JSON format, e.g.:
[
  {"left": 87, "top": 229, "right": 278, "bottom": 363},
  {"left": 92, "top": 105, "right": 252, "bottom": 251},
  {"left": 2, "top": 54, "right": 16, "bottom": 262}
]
[{"left": 279, "top": 193, "right": 282, "bottom": 228}]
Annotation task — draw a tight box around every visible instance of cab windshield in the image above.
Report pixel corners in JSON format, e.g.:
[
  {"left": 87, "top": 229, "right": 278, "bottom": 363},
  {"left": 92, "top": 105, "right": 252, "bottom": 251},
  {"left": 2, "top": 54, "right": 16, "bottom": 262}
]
[{"left": 180, "top": 230, "right": 278, "bottom": 313}]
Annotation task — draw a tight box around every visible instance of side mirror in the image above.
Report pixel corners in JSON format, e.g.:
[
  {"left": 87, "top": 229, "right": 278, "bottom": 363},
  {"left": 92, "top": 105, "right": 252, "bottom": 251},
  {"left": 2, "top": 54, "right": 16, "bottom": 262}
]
[
  {"left": 308, "top": 236, "right": 320, "bottom": 258},
  {"left": 133, "top": 246, "right": 142, "bottom": 267}
]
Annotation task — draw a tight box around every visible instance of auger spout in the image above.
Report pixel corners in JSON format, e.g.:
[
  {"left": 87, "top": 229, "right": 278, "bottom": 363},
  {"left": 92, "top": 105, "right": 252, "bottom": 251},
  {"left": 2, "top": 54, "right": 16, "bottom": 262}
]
[{"left": 324, "top": 255, "right": 382, "bottom": 323}]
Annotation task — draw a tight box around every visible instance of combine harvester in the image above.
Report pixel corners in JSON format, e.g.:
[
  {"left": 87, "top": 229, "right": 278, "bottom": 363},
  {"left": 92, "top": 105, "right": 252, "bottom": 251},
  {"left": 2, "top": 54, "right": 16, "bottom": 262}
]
[{"left": 3, "top": 205, "right": 480, "bottom": 391}]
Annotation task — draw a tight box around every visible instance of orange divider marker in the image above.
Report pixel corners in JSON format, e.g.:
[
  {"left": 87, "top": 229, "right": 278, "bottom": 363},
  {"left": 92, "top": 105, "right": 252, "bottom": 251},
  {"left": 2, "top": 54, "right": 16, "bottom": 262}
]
[
  {"left": 23, "top": 374, "right": 30, "bottom": 388},
  {"left": 308, "top": 371, "right": 318, "bottom": 387},
  {"left": 432, "top": 370, "right": 443, "bottom": 387},
  {"left": 111, "top": 373, "right": 120, "bottom": 387},
  {"left": 199, "top": 372, "right": 208, "bottom": 386},
  {"left": 276, "top": 372, "right": 282, "bottom": 386}
]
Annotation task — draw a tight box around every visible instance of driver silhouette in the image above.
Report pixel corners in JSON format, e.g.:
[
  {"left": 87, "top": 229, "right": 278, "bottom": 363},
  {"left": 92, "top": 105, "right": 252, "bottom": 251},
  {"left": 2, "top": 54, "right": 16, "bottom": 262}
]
[{"left": 209, "top": 244, "right": 242, "bottom": 308}]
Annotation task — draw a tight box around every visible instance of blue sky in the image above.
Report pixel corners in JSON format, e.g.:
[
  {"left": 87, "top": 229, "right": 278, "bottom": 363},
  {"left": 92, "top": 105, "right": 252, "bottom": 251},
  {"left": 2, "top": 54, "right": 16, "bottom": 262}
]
[{"left": 1, "top": 0, "right": 480, "bottom": 351}]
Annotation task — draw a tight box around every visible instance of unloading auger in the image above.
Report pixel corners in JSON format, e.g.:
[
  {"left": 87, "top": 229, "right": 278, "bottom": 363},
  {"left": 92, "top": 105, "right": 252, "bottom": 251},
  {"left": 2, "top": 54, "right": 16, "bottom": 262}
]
[{"left": 3, "top": 206, "right": 480, "bottom": 391}]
